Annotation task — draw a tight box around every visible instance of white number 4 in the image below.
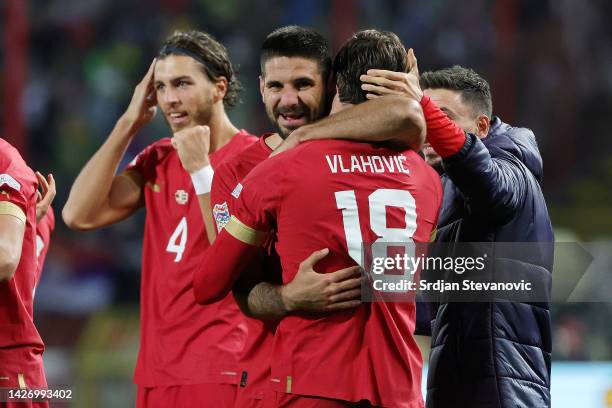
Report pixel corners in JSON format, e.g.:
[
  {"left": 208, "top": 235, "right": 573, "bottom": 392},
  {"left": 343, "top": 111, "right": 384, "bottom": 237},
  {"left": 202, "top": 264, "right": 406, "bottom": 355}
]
[{"left": 166, "top": 217, "right": 188, "bottom": 262}]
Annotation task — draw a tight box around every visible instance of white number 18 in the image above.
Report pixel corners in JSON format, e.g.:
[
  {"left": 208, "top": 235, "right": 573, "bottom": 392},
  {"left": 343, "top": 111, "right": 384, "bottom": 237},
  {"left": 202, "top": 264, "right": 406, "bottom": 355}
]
[{"left": 335, "top": 189, "right": 417, "bottom": 266}]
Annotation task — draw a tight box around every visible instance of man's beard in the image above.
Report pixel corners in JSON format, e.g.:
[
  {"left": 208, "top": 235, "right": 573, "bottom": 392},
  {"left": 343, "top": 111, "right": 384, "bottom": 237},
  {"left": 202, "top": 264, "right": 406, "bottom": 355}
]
[
  {"left": 274, "top": 122, "right": 292, "bottom": 139},
  {"left": 269, "top": 105, "right": 311, "bottom": 140}
]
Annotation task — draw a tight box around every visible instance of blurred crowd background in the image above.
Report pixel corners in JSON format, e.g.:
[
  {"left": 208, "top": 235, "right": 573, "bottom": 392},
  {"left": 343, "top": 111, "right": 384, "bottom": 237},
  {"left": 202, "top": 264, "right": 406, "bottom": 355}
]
[{"left": 2, "top": 0, "right": 612, "bottom": 406}]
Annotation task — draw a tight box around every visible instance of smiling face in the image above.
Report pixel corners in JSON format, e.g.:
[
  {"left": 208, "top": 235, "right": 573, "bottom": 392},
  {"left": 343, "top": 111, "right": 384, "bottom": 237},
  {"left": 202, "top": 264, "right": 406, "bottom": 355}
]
[
  {"left": 154, "top": 55, "right": 224, "bottom": 132},
  {"left": 260, "top": 56, "right": 327, "bottom": 138}
]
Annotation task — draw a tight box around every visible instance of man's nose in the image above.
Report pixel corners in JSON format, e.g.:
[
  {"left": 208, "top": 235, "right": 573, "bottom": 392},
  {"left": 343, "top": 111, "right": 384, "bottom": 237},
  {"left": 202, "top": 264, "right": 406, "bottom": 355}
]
[
  {"left": 160, "top": 86, "right": 180, "bottom": 106},
  {"left": 279, "top": 88, "right": 299, "bottom": 108}
]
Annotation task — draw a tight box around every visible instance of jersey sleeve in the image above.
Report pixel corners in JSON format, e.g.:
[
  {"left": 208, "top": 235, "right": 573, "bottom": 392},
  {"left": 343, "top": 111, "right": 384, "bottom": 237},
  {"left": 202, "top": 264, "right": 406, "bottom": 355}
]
[
  {"left": 124, "top": 140, "right": 168, "bottom": 178},
  {"left": 228, "top": 156, "right": 286, "bottom": 244},
  {"left": 36, "top": 207, "right": 55, "bottom": 266},
  {"left": 194, "top": 230, "right": 264, "bottom": 304},
  {"left": 0, "top": 164, "right": 29, "bottom": 223},
  {"left": 123, "top": 140, "right": 172, "bottom": 189},
  {"left": 210, "top": 162, "right": 236, "bottom": 232},
  {"left": 125, "top": 144, "right": 151, "bottom": 174},
  {"left": 420, "top": 96, "right": 467, "bottom": 158},
  {"left": 193, "top": 155, "right": 287, "bottom": 304}
]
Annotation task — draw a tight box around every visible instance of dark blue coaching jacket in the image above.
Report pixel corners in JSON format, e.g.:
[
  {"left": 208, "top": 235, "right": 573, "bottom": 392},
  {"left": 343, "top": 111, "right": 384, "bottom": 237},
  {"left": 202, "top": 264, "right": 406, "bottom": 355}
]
[{"left": 424, "top": 117, "right": 554, "bottom": 408}]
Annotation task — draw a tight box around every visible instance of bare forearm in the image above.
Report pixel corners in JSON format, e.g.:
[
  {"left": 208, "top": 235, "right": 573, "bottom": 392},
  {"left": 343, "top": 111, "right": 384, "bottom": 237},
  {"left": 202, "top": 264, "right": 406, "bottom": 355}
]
[
  {"left": 63, "top": 116, "right": 139, "bottom": 228},
  {"left": 294, "top": 96, "right": 425, "bottom": 150},
  {"left": 239, "top": 248, "right": 363, "bottom": 319},
  {"left": 0, "top": 216, "right": 25, "bottom": 281},
  {"left": 0, "top": 247, "right": 19, "bottom": 282},
  {"left": 244, "top": 282, "right": 288, "bottom": 320}
]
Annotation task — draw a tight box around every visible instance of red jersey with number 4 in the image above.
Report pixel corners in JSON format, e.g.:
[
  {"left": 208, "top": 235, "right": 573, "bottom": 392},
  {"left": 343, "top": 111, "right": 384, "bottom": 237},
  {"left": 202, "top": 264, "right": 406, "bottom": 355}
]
[
  {"left": 0, "top": 138, "right": 47, "bottom": 389},
  {"left": 127, "top": 130, "right": 257, "bottom": 387},
  {"left": 211, "top": 134, "right": 279, "bottom": 402},
  {"left": 233, "top": 139, "right": 442, "bottom": 408}
]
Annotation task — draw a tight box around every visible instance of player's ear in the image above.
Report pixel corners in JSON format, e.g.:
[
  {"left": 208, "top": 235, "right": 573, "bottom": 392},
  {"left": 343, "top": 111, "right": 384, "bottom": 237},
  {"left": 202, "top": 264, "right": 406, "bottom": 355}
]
[
  {"left": 213, "top": 76, "right": 228, "bottom": 104},
  {"left": 475, "top": 114, "right": 490, "bottom": 138},
  {"left": 259, "top": 75, "right": 265, "bottom": 102},
  {"left": 330, "top": 88, "right": 342, "bottom": 112}
]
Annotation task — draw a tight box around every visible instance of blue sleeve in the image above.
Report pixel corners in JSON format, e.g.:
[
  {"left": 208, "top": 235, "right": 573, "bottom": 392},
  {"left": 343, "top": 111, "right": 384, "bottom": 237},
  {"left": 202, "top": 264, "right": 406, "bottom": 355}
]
[{"left": 442, "top": 134, "right": 529, "bottom": 225}]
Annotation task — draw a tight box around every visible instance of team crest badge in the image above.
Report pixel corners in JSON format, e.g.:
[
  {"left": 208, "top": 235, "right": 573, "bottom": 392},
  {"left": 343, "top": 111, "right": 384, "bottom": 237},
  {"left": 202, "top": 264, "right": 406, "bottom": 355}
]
[
  {"left": 213, "top": 202, "right": 231, "bottom": 231},
  {"left": 175, "top": 189, "right": 189, "bottom": 205}
]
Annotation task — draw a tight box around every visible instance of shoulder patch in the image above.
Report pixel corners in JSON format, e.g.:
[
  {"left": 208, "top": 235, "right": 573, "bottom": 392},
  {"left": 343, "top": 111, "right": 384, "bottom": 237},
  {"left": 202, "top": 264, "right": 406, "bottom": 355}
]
[
  {"left": 0, "top": 174, "right": 21, "bottom": 191},
  {"left": 231, "top": 183, "right": 243, "bottom": 199},
  {"left": 213, "top": 202, "right": 231, "bottom": 231}
]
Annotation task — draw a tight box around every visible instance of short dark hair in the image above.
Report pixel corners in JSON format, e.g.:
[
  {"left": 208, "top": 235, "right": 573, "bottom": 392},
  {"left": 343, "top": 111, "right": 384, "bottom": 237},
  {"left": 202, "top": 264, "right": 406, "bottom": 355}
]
[
  {"left": 420, "top": 66, "right": 492, "bottom": 118},
  {"left": 158, "top": 30, "right": 241, "bottom": 108},
  {"left": 333, "top": 29, "right": 407, "bottom": 105},
  {"left": 260, "top": 25, "right": 331, "bottom": 79}
]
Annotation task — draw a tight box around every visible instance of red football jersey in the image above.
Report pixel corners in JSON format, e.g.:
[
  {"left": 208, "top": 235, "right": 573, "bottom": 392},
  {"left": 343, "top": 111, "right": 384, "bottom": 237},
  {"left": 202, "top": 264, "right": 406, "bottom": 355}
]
[
  {"left": 126, "top": 130, "right": 257, "bottom": 387},
  {"left": 35, "top": 208, "right": 55, "bottom": 287},
  {"left": 233, "top": 139, "right": 442, "bottom": 407},
  {"left": 0, "top": 138, "right": 47, "bottom": 389},
  {"left": 210, "top": 134, "right": 279, "bottom": 402}
]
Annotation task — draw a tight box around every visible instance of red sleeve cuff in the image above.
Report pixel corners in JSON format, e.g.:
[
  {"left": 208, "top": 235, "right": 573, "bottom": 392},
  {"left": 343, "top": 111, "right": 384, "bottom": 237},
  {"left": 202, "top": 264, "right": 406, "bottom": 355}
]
[
  {"left": 420, "top": 95, "right": 466, "bottom": 158},
  {"left": 419, "top": 95, "right": 431, "bottom": 109}
]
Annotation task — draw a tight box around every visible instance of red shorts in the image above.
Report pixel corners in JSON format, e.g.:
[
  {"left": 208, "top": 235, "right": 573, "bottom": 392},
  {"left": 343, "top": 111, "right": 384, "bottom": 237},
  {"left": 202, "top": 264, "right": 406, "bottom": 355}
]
[
  {"left": 234, "top": 390, "right": 262, "bottom": 408},
  {"left": 234, "top": 387, "right": 275, "bottom": 408},
  {"left": 1, "top": 402, "right": 48, "bottom": 408},
  {"left": 267, "top": 393, "right": 378, "bottom": 408},
  {"left": 234, "top": 394, "right": 265, "bottom": 408},
  {"left": 0, "top": 362, "right": 48, "bottom": 408},
  {"left": 136, "top": 383, "right": 236, "bottom": 408}
]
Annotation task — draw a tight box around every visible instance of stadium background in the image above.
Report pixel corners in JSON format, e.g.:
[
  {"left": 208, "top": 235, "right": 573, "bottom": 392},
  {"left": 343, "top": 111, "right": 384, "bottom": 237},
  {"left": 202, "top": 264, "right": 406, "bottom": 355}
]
[{"left": 2, "top": 0, "right": 612, "bottom": 406}]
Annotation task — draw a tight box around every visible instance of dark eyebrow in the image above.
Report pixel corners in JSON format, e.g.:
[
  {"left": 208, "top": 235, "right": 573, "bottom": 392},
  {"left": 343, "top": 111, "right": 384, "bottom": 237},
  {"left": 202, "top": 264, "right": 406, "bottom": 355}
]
[
  {"left": 265, "top": 80, "right": 283, "bottom": 87},
  {"left": 170, "top": 76, "right": 193, "bottom": 84},
  {"left": 294, "top": 77, "right": 315, "bottom": 85},
  {"left": 154, "top": 76, "right": 193, "bottom": 88}
]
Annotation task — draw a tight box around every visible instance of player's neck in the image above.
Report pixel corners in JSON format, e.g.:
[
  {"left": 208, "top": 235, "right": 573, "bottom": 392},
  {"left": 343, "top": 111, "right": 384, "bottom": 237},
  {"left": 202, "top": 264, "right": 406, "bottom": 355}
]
[
  {"left": 207, "top": 107, "right": 240, "bottom": 153},
  {"left": 329, "top": 100, "right": 353, "bottom": 115},
  {"left": 265, "top": 133, "right": 283, "bottom": 150}
]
